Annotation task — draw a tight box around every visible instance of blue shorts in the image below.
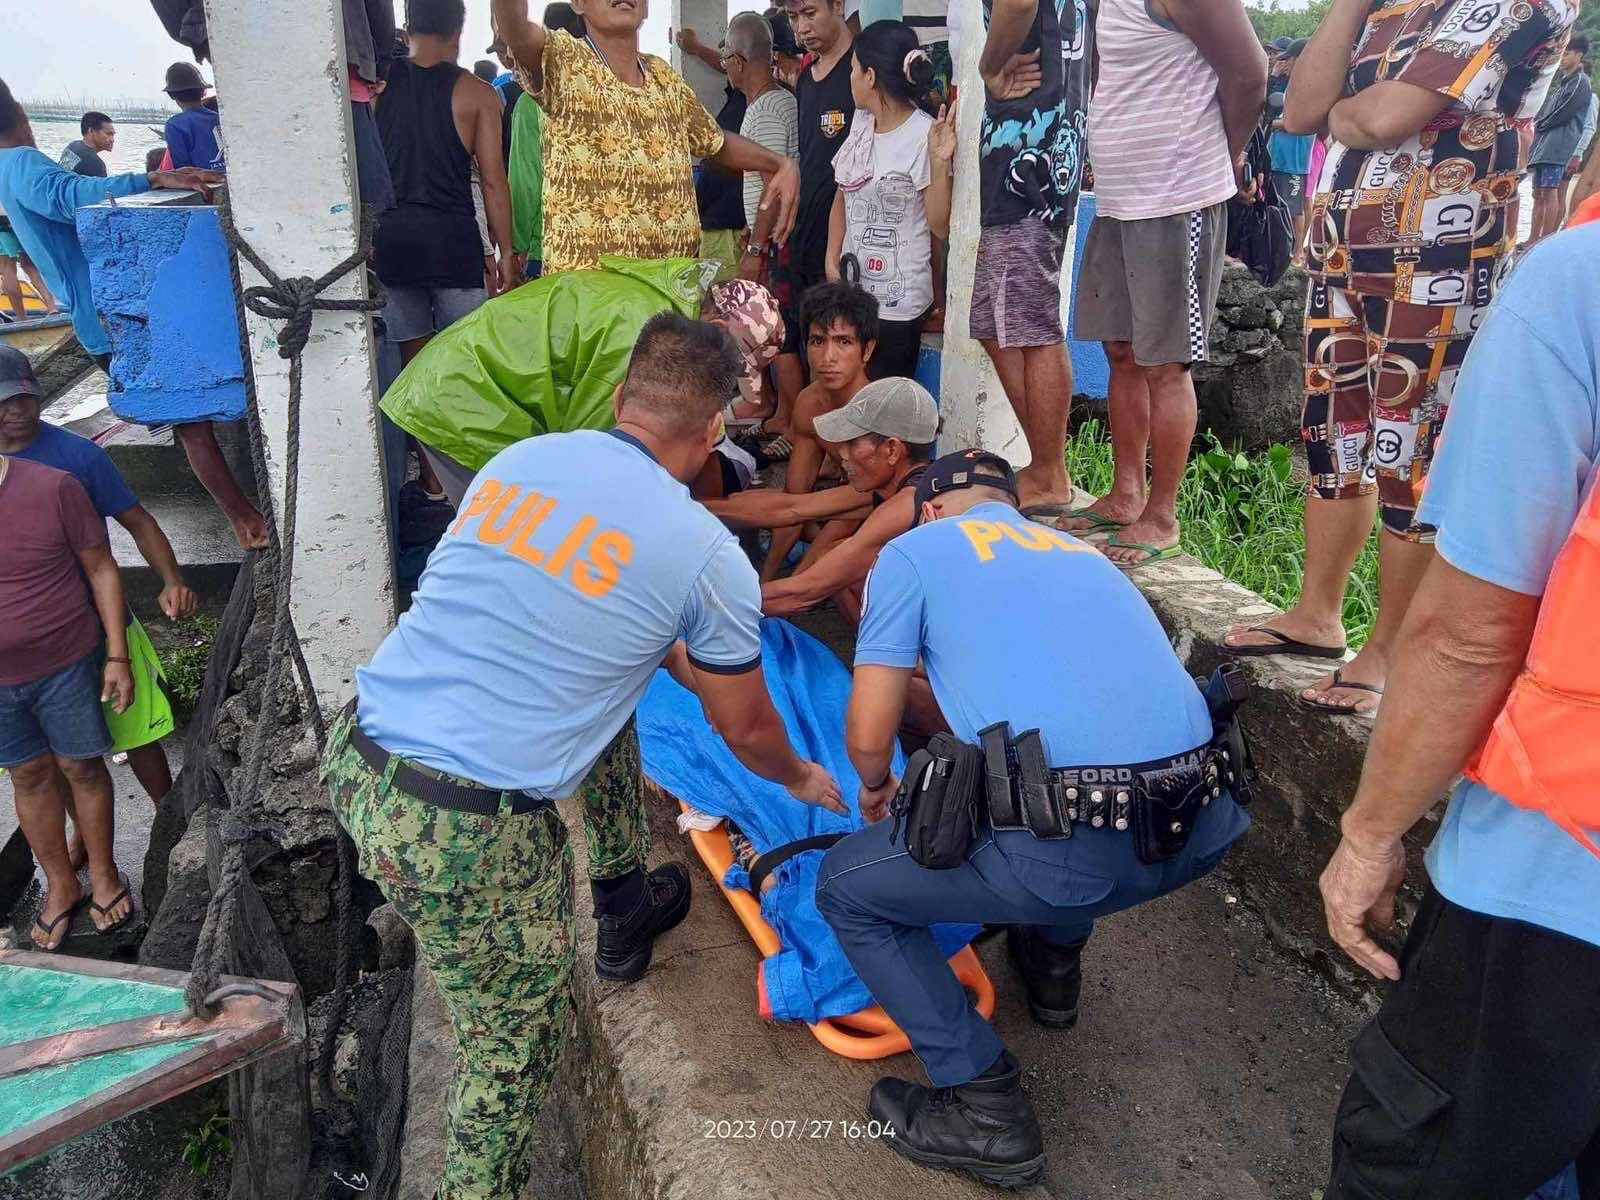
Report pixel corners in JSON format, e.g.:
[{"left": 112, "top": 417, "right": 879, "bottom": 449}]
[
  {"left": 0, "top": 650, "right": 112, "bottom": 768},
  {"left": 382, "top": 285, "right": 485, "bottom": 344},
  {"left": 0, "top": 229, "right": 22, "bottom": 259},
  {"left": 1532, "top": 163, "right": 1567, "bottom": 190}
]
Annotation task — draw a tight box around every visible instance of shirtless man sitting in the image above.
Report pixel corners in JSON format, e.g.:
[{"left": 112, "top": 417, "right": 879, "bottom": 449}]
[
  {"left": 758, "top": 281, "right": 879, "bottom": 580},
  {"left": 709, "top": 376, "right": 938, "bottom": 623}
]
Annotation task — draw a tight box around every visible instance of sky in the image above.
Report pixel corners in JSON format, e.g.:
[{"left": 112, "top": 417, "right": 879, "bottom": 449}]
[{"left": 7, "top": 1, "right": 679, "bottom": 108}]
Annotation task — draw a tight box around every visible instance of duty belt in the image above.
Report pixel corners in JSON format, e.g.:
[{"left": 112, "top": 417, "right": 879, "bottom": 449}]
[{"left": 343, "top": 702, "right": 551, "bottom": 816}]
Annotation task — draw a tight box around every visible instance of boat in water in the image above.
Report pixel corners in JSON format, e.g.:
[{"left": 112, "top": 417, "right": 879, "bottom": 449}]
[{"left": 0, "top": 282, "right": 75, "bottom": 358}]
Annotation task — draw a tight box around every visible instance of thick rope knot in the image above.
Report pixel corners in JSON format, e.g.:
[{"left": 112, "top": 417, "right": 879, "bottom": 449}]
[{"left": 241, "top": 276, "right": 325, "bottom": 360}]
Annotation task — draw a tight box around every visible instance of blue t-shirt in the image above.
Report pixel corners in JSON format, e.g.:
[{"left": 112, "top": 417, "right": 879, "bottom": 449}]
[
  {"left": 13, "top": 421, "right": 138, "bottom": 519},
  {"left": 357, "top": 430, "right": 764, "bottom": 795},
  {"left": 1418, "top": 223, "right": 1600, "bottom": 949},
  {"left": 858, "top": 502, "right": 1215, "bottom": 763},
  {"left": 0, "top": 147, "right": 149, "bottom": 355},
  {"left": 164, "top": 109, "right": 225, "bottom": 172}
]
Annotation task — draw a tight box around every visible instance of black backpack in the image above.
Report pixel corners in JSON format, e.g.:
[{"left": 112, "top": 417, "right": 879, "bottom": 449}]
[{"left": 1226, "top": 127, "right": 1294, "bottom": 286}]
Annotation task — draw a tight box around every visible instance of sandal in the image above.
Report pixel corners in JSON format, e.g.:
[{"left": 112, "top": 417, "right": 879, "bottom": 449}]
[
  {"left": 1057, "top": 505, "right": 1128, "bottom": 534},
  {"left": 31, "top": 894, "right": 90, "bottom": 951},
  {"left": 88, "top": 871, "right": 139, "bottom": 935},
  {"left": 1298, "top": 669, "right": 1384, "bottom": 716},
  {"left": 1102, "top": 534, "right": 1183, "bottom": 570},
  {"left": 1224, "top": 625, "right": 1347, "bottom": 661}
]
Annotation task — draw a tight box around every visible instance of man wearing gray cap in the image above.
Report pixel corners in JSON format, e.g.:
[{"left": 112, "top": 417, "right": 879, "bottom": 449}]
[{"left": 707, "top": 375, "right": 939, "bottom": 624}]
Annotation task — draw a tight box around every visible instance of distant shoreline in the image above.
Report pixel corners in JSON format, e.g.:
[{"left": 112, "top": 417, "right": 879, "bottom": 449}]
[{"left": 23, "top": 104, "right": 170, "bottom": 123}]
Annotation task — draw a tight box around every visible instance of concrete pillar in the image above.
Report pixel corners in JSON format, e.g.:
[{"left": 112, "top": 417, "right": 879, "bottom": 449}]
[
  {"left": 937, "top": 0, "right": 1030, "bottom": 465},
  {"left": 672, "top": 0, "right": 732, "bottom": 118},
  {"left": 203, "top": 0, "right": 396, "bottom": 710}
]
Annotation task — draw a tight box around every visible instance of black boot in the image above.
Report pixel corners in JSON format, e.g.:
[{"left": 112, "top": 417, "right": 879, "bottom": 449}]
[
  {"left": 592, "top": 864, "right": 692, "bottom": 982},
  {"left": 868, "top": 1051, "right": 1045, "bottom": 1189},
  {"left": 1007, "top": 926, "right": 1086, "bottom": 1029}
]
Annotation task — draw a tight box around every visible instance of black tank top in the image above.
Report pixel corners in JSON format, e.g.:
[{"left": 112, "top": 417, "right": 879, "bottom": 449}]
[
  {"left": 874, "top": 464, "right": 929, "bottom": 509},
  {"left": 374, "top": 60, "right": 483, "bottom": 289}
]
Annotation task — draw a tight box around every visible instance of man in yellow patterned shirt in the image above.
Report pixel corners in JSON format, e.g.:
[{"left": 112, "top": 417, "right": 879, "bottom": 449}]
[{"left": 492, "top": 0, "right": 801, "bottom": 274}]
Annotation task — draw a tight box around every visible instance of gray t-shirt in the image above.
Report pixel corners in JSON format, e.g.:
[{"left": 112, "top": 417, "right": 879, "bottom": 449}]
[
  {"left": 58, "top": 140, "right": 107, "bottom": 177},
  {"left": 739, "top": 87, "right": 799, "bottom": 230}
]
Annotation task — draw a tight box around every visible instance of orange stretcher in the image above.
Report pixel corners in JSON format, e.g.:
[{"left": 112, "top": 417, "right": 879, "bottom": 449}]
[{"left": 677, "top": 801, "right": 996, "bottom": 1060}]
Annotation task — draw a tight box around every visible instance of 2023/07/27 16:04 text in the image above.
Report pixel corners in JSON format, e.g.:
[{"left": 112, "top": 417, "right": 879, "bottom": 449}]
[{"left": 702, "top": 1119, "right": 898, "bottom": 1139}]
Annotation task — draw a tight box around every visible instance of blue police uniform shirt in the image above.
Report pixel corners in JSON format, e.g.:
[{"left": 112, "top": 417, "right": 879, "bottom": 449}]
[
  {"left": 13, "top": 422, "right": 139, "bottom": 519},
  {"left": 856, "top": 502, "right": 1249, "bottom": 864},
  {"left": 357, "top": 429, "right": 763, "bottom": 796},
  {"left": 1417, "top": 223, "right": 1600, "bottom": 949}
]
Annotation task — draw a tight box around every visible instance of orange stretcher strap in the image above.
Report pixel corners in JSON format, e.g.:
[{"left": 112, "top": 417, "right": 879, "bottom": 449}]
[{"left": 678, "top": 802, "right": 996, "bottom": 1060}]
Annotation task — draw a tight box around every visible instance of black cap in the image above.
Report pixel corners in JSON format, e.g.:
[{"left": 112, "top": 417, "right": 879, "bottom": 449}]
[
  {"left": 0, "top": 345, "right": 41, "bottom": 404},
  {"left": 913, "top": 448, "right": 1019, "bottom": 522},
  {"left": 767, "top": 11, "right": 802, "bottom": 57},
  {"left": 163, "top": 62, "right": 209, "bottom": 94},
  {"left": 1267, "top": 35, "right": 1294, "bottom": 51}
]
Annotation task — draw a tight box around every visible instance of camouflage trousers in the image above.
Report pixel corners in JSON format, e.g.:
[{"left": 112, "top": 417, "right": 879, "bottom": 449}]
[{"left": 322, "top": 709, "right": 647, "bottom": 1200}]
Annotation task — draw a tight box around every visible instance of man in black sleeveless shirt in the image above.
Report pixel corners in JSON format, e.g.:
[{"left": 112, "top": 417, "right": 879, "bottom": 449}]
[{"left": 374, "top": 0, "right": 512, "bottom": 365}]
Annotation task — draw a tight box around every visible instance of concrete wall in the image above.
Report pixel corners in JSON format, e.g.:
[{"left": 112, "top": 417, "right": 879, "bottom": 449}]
[{"left": 79, "top": 203, "right": 248, "bottom": 425}]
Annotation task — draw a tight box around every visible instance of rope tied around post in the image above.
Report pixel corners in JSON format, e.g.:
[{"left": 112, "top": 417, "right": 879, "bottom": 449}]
[{"left": 183, "top": 197, "right": 385, "bottom": 1021}]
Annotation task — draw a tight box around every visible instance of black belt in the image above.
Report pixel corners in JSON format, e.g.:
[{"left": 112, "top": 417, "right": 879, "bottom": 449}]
[
  {"left": 746, "top": 833, "right": 846, "bottom": 894},
  {"left": 1045, "top": 744, "right": 1234, "bottom": 832},
  {"left": 345, "top": 704, "right": 550, "bottom": 816}
]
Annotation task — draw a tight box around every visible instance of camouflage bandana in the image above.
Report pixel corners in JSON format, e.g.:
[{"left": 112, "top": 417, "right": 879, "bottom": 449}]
[{"left": 704, "top": 279, "right": 784, "bottom": 408}]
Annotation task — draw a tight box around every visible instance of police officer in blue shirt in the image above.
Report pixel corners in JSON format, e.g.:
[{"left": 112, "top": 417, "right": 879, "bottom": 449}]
[
  {"left": 325, "top": 313, "right": 843, "bottom": 1200},
  {"left": 816, "top": 449, "right": 1252, "bottom": 1188}
]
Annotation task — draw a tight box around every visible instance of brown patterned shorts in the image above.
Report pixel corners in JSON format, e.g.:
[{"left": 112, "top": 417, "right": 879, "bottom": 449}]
[{"left": 1301, "top": 278, "right": 1486, "bottom": 541}]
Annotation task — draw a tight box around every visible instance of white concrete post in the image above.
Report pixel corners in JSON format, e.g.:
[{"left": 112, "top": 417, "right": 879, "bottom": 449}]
[
  {"left": 671, "top": 0, "right": 733, "bottom": 117},
  {"left": 204, "top": 0, "right": 396, "bottom": 710},
  {"left": 938, "top": 0, "right": 1030, "bottom": 465}
]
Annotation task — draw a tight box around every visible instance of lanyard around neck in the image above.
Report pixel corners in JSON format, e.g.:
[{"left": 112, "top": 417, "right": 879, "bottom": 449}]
[{"left": 584, "top": 34, "right": 647, "bottom": 82}]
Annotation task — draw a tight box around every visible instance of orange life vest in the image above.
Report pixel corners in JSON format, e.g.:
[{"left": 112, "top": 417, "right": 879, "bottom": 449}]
[{"left": 1464, "top": 476, "right": 1600, "bottom": 857}]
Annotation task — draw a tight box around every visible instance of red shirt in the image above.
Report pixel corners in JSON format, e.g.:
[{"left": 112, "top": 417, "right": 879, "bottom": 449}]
[{"left": 0, "top": 457, "right": 108, "bottom": 686}]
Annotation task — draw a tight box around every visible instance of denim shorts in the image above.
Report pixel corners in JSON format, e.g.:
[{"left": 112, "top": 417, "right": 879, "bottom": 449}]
[
  {"left": 1531, "top": 162, "right": 1567, "bottom": 190},
  {"left": 0, "top": 650, "right": 112, "bottom": 768},
  {"left": 382, "top": 285, "right": 486, "bottom": 344}
]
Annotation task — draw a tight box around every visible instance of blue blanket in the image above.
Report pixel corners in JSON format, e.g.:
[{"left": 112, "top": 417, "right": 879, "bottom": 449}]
[{"left": 637, "top": 619, "right": 980, "bottom": 1023}]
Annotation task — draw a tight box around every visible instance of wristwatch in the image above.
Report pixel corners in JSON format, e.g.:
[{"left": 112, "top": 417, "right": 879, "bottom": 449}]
[{"left": 743, "top": 241, "right": 765, "bottom": 258}]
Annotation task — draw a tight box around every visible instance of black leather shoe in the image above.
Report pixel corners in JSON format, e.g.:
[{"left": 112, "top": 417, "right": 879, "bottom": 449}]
[
  {"left": 1007, "top": 927, "right": 1086, "bottom": 1029},
  {"left": 593, "top": 864, "right": 692, "bottom": 982},
  {"left": 868, "top": 1052, "right": 1045, "bottom": 1189}
]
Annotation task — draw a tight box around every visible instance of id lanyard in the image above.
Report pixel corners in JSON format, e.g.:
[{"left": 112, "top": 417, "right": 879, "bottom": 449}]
[{"left": 583, "top": 34, "right": 647, "bottom": 82}]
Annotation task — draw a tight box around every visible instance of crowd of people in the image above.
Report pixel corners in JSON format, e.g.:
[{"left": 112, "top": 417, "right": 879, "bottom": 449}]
[{"left": 1, "top": 0, "right": 1599, "bottom": 1197}]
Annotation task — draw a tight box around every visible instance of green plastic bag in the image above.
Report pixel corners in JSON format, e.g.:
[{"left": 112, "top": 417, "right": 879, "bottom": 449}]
[
  {"left": 379, "top": 255, "right": 705, "bottom": 473},
  {"left": 104, "top": 614, "right": 175, "bottom": 753}
]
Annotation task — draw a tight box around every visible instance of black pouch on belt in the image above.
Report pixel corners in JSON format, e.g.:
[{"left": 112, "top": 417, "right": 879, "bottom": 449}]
[
  {"left": 888, "top": 732, "right": 984, "bottom": 869},
  {"left": 1131, "top": 760, "right": 1210, "bottom": 864}
]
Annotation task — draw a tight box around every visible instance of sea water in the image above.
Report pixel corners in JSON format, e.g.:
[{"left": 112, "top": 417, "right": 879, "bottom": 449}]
[{"left": 28, "top": 117, "right": 170, "bottom": 177}]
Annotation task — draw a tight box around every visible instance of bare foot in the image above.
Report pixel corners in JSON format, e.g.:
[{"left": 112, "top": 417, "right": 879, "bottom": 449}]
[
  {"left": 1299, "top": 648, "right": 1389, "bottom": 716},
  {"left": 1223, "top": 609, "right": 1347, "bottom": 655},
  {"left": 1059, "top": 492, "right": 1144, "bottom": 533},
  {"left": 1100, "top": 515, "right": 1179, "bottom": 566},
  {"left": 229, "top": 506, "right": 272, "bottom": 551},
  {"left": 88, "top": 867, "right": 134, "bottom": 932},
  {"left": 33, "top": 878, "right": 85, "bottom": 950}
]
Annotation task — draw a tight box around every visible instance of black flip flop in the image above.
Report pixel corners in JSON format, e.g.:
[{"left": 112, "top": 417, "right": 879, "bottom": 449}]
[
  {"left": 1299, "top": 669, "right": 1384, "bottom": 716},
  {"left": 1225, "top": 625, "right": 1347, "bottom": 660},
  {"left": 88, "top": 871, "right": 139, "bottom": 935},
  {"left": 31, "top": 895, "right": 89, "bottom": 951}
]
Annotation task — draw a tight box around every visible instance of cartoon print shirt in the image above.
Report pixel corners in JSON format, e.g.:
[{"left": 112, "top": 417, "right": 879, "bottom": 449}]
[
  {"left": 837, "top": 109, "right": 937, "bottom": 319},
  {"left": 978, "top": 0, "right": 1094, "bottom": 228},
  {"left": 1311, "top": 0, "right": 1575, "bottom": 306}
]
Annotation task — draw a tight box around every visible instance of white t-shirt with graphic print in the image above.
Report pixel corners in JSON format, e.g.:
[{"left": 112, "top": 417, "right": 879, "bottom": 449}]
[{"left": 837, "top": 108, "right": 936, "bottom": 321}]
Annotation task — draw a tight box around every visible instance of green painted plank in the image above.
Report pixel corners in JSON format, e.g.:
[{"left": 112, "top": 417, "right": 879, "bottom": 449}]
[
  {"left": 0, "top": 1039, "right": 208, "bottom": 1134},
  {"left": 0, "top": 963, "right": 185, "bottom": 1043}
]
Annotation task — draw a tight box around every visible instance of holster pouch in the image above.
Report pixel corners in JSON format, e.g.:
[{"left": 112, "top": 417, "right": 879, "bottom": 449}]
[
  {"left": 1131, "top": 761, "right": 1210, "bottom": 865},
  {"left": 980, "top": 722, "right": 1025, "bottom": 831},
  {"left": 889, "top": 732, "right": 984, "bottom": 869},
  {"left": 1014, "top": 729, "right": 1071, "bottom": 838},
  {"left": 1197, "top": 663, "right": 1257, "bottom": 807}
]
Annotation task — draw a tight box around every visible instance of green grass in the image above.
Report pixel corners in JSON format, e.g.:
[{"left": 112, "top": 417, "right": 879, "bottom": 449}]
[
  {"left": 1066, "top": 419, "right": 1380, "bottom": 645},
  {"left": 164, "top": 613, "right": 220, "bottom": 727}
]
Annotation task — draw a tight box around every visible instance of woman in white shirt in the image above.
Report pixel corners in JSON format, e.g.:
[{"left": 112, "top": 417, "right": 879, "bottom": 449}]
[{"left": 825, "top": 19, "right": 955, "bottom": 380}]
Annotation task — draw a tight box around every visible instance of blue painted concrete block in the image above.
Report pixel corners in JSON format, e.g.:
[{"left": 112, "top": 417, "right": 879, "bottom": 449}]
[
  {"left": 79, "top": 204, "right": 247, "bottom": 425},
  {"left": 915, "top": 335, "right": 942, "bottom": 399},
  {"left": 1068, "top": 192, "right": 1110, "bottom": 400}
]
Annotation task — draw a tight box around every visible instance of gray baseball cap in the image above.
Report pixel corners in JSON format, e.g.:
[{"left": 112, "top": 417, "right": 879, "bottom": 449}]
[
  {"left": 813, "top": 377, "right": 939, "bottom": 446},
  {"left": 0, "top": 345, "right": 41, "bottom": 403}
]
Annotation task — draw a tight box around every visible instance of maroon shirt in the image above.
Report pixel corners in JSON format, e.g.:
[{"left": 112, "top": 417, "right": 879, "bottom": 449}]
[{"left": 0, "top": 457, "right": 108, "bottom": 686}]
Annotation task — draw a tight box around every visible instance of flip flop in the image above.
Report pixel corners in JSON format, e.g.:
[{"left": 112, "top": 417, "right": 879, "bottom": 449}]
[
  {"left": 1103, "top": 534, "right": 1183, "bottom": 570},
  {"left": 1057, "top": 505, "right": 1127, "bottom": 533},
  {"left": 1020, "top": 503, "right": 1075, "bottom": 526},
  {"left": 88, "top": 871, "right": 139, "bottom": 935},
  {"left": 1298, "top": 669, "right": 1384, "bottom": 716},
  {"left": 1224, "top": 625, "right": 1347, "bottom": 660},
  {"left": 31, "top": 894, "right": 90, "bottom": 952}
]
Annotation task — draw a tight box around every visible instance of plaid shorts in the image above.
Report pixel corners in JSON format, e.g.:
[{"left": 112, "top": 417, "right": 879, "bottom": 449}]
[{"left": 1301, "top": 279, "right": 1487, "bottom": 540}]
